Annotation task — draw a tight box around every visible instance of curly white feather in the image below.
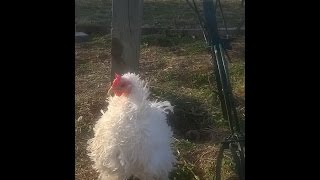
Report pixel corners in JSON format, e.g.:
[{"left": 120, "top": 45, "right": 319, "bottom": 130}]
[{"left": 87, "top": 73, "right": 176, "bottom": 180}]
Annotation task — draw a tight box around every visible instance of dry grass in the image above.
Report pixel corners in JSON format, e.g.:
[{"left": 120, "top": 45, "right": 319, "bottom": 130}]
[{"left": 75, "top": 32, "right": 244, "bottom": 180}]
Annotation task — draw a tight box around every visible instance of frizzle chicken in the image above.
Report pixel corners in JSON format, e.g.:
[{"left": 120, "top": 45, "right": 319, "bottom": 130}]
[{"left": 87, "top": 73, "right": 176, "bottom": 180}]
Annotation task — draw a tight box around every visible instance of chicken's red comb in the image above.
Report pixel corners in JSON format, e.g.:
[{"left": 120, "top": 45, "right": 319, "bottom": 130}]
[{"left": 112, "top": 73, "right": 122, "bottom": 86}]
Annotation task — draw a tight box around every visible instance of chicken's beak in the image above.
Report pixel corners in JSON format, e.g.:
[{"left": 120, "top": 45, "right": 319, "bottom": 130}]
[{"left": 107, "top": 87, "right": 114, "bottom": 96}]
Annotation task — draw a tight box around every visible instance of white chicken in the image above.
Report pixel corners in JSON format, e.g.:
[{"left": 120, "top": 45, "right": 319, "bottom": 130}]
[{"left": 87, "top": 72, "right": 176, "bottom": 180}]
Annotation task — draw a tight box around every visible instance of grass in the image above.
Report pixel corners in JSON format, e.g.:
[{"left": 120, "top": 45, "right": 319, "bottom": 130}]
[
  {"left": 75, "top": 31, "right": 245, "bottom": 180},
  {"left": 75, "top": 0, "right": 245, "bottom": 29}
]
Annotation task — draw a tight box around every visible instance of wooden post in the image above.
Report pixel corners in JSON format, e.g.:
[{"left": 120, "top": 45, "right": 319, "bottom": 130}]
[{"left": 111, "top": 0, "right": 144, "bottom": 80}]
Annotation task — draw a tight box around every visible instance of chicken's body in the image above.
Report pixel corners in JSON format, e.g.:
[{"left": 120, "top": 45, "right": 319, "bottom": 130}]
[{"left": 87, "top": 73, "right": 176, "bottom": 180}]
